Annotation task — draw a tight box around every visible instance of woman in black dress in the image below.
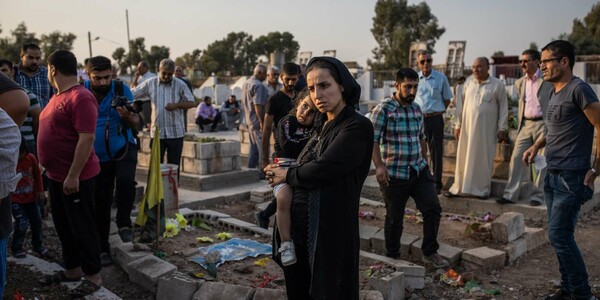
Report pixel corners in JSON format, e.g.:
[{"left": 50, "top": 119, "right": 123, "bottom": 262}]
[{"left": 265, "top": 56, "right": 374, "bottom": 300}]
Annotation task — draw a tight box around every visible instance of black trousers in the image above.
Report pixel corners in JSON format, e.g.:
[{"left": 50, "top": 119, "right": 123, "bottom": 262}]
[
  {"left": 380, "top": 166, "right": 442, "bottom": 257},
  {"left": 48, "top": 177, "right": 101, "bottom": 275},
  {"left": 195, "top": 114, "right": 222, "bottom": 131},
  {"left": 151, "top": 137, "right": 183, "bottom": 181},
  {"left": 281, "top": 201, "right": 311, "bottom": 300},
  {"left": 95, "top": 144, "right": 138, "bottom": 252},
  {"left": 423, "top": 114, "right": 444, "bottom": 190}
]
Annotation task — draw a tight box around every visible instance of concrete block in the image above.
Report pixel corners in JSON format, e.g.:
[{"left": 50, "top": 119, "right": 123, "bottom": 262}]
[
  {"left": 359, "top": 225, "right": 380, "bottom": 251},
  {"left": 108, "top": 234, "right": 127, "bottom": 257},
  {"left": 114, "top": 243, "right": 151, "bottom": 273},
  {"left": 400, "top": 234, "right": 420, "bottom": 260},
  {"left": 182, "top": 141, "right": 197, "bottom": 158},
  {"left": 218, "top": 217, "right": 257, "bottom": 232},
  {"left": 491, "top": 212, "right": 525, "bottom": 243},
  {"left": 156, "top": 271, "right": 203, "bottom": 300},
  {"left": 252, "top": 288, "right": 286, "bottom": 300},
  {"left": 359, "top": 251, "right": 425, "bottom": 277},
  {"left": 370, "top": 229, "right": 386, "bottom": 255},
  {"left": 196, "top": 209, "right": 231, "bottom": 222},
  {"left": 411, "top": 240, "right": 463, "bottom": 265},
  {"left": 183, "top": 156, "right": 239, "bottom": 175},
  {"left": 244, "top": 226, "right": 273, "bottom": 237},
  {"left": 359, "top": 290, "right": 385, "bottom": 300},
  {"left": 126, "top": 255, "right": 177, "bottom": 292},
  {"left": 504, "top": 237, "right": 527, "bottom": 263},
  {"left": 368, "top": 272, "right": 405, "bottom": 300},
  {"left": 138, "top": 152, "right": 150, "bottom": 168},
  {"left": 193, "top": 282, "right": 254, "bottom": 300},
  {"left": 140, "top": 137, "right": 151, "bottom": 153},
  {"left": 462, "top": 247, "right": 506, "bottom": 271},
  {"left": 524, "top": 227, "right": 548, "bottom": 250},
  {"left": 196, "top": 141, "right": 241, "bottom": 160}
]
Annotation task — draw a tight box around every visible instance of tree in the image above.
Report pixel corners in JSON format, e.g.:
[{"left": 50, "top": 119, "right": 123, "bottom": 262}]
[
  {"left": 40, "top": 31, "right": 77, "bottom": 63},
  {"left": 492, "top": 50, "right": 505, "bottom": 57},
  {"left": 567, "top": 3, "right": 600, "bottom": 55},
  {"left": 529, "top": 42, "right": 538, "bottom": 51},
  {"left": 371, "top": 0, "right": 445, "bottom": 69},
  {"left": 122, "top": 37, "right": 149, "bottom": 72},
  {"left": 0, "top": 22, "right": 41, "bottom": 63},
  {"left": 175, "top": 49, "right": 201, "bottom": 70},
  {"left": 252, "top": 31, "right": 300, "bottom": 63},
  {"left": 112, "top": 47, "right": 127, "bottom": 74},
  {"left": 146, "top": 45, "right": 170, "bottom": 72},
  {"left": 200, "top": 32, "right": 255, "bottom": 75}
]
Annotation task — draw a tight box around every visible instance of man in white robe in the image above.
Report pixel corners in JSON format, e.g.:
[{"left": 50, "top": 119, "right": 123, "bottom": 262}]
[{"left": 446, "top": 57, "right": 508, "bottom": 199}]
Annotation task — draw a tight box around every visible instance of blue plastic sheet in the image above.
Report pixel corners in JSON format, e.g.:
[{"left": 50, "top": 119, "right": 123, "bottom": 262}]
[{"left": 191, "top": 238, "right": 272, "bottom": 269}]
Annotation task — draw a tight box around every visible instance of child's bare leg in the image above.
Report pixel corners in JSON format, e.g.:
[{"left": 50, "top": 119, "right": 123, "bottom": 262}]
[{"left": 275, "top": 184, "right": 293, "bottom": 242}]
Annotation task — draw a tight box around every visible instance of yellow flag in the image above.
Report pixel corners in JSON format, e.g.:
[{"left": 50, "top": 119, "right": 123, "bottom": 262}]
[{"left": 136, "top": 128, "right": 164, "bottom": 226}]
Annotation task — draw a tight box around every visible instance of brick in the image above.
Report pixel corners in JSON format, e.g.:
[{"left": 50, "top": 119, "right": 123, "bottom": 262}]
[
  {"left": 524, "top": 227, "right": 548, "bottom": 251},
  {"left": 196, "top": 210, "right": 231, "bottom": 222},
  {"left": 491, "top": 212, "right": 525, "bottom": 243},
  {"left": 504, "top": 237, "right": 527, "bottom": 263},
  {"left": 252, "top": 288, "right": 286, "bottom": 300},
  {"left": 218, "top": 217, "right": 257, "bottom": 232},
  {"left": 114, "top": 243, "right": 151, "bottom": 273},
  {"left": 434, "top": 242, "right": 463, "bottom": 265},
  {"left": 193, "top": 282, "right": 254, "bottom": 300},
  {"left": 126, "top": 255, "right": 177, "bottom": 292},
  {"left": 368, "top": 272, "right": 405, "bottom": 300},
  {"left": 462, "top": 247, "right": 506, "bottom": 271},
  {"left": 359, "top": 225, "right": 380, "bottom": 251},
  {"left": 156, "top": 271, "right": 203, "bottom": 300}
]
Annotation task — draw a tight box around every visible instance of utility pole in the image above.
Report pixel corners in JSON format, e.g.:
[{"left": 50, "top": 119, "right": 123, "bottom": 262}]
[
  {"left": 88, "top": 31, "right": 93, "bottom": 58},
  {"left": 126, "top": 9, "right": 133, "bottom": 81}
]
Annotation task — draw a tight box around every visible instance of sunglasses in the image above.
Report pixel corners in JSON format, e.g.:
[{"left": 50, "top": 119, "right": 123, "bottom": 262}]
[{"left": 419, "top": 59, "right": 432, "bottom": 64}]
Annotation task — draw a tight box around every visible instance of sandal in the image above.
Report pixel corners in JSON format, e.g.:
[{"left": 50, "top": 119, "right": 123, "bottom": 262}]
[
  {"left": 39, "top": 271, "right": 82, "bottom": 285},
  {"left": 69, "top": 279, "right": 101, "bottom": 298}
]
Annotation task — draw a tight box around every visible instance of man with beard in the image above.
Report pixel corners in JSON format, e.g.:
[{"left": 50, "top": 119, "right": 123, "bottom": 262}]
[
  {"left": 15, "top": 43, "right": 54, "bottom": 109},
  {"left": 255, "top": 63, "right": 300, "bottom": 229},
  {"left": 265, "top": 66, "right": 283, "bottom": 98},
  {"left": 370, "top": 68, "right": 448, "bottom": 268},
  {"left": 132, "top": 59, "right": 196, "bottom": 175},
  {"left": 84, "top": 56, "right": 140, "bottom": 266}
]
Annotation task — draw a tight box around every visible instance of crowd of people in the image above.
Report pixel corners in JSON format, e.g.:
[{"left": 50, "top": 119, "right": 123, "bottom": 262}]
[{"left": 0, "top": 39, "right": 598, "bottom": 300}]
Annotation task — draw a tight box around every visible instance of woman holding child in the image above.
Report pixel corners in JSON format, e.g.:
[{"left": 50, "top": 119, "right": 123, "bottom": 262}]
[{"left": 265, "top": 57, "right": 374, "bottom": 300}]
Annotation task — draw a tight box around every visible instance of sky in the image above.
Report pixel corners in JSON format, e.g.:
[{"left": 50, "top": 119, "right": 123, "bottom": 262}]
[{"left": 2, "top": 0, "right": 597, "bottom": 69}]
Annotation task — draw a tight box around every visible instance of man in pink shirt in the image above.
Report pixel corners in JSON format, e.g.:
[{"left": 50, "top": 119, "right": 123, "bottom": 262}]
[
  {"left": 37, "top": 50, "right": 102, "bottom": 297},
  {"left": 195, "top": 96, "right": 221, "bottom": 132},
  {"left": 497, "top": 49, "right": 553, "bottom": 206}
]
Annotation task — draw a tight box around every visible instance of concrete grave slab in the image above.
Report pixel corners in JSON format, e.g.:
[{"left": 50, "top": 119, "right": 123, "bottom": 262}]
[
  {"left": 126, "top": 255, "right": 177, "bottom": 292},
  {"left": 462, "top": 247, "right": 506, "bottom": 271},
  {"left": 491, "top": 212, "right": 525, "bottom": 243},
  {"left": 156, "top": 271, "right": 203, "bottom": 300},
  {"left": 193, "top": 282, "right": 254, "bottom": 300}
]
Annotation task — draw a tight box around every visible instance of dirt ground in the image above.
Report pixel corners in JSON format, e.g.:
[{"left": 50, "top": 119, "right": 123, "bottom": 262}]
[{"left": 5, "top": 199, "right": 600, "bottom": 299}]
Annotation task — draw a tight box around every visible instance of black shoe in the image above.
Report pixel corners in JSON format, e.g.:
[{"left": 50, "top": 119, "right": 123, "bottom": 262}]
[
  {"left": 543, "top": 289, "right": 570, "bottom": 300},
  {"left": 530, "top": 200, "right": 543, "bottom": 206},
  {"left": 118, "top": 227, "right": 134, "bottom": 243},
  {"left": 100, "top": 252, "right": 113, "bottom": 267},
  {"left": 476, "top": 195, "right": 489, "bottom": 200},
  {"left": 255, "top": 211, "right": 269, "bottom": 229},
  {"left": 496, "top": 197, "right": 515, "bottom": 204},
  {"left": 443, "top": 191, "right": 458, "bottom": 198}
]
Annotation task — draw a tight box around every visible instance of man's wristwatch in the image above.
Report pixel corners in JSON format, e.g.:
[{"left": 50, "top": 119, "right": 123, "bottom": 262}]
[{"left": 591, "top": 168, "right": 598, "bottom": 176}]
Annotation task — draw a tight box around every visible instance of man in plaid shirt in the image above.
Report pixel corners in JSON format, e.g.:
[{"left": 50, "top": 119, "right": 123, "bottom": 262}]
[{"left": 370, "top": 68, "right": 448, "bottom": 268}]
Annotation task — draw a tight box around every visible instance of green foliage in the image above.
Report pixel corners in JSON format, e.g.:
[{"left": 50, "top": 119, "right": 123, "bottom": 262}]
[
  {"left": 40, "top": 31, "right": 77, "bottom": 62},
  {"left": 529, "top": 42, "right": 538, "bottom": 51},
  {"left": 371, "top": 0, "right": 445, "bottom": 69},
  {"left": 0, "top": 23, "right": 76, "bottom": 64},
  {"left": 146, "top": 45, "right": 170, "bottom": 73},
  {"left": 492, "top": 50, "right": 505, "bottom": 57},
  {"left": 566, "top": 3, "right": 600, "bottom": 54},
  {"left": 191, "top": 217, "right": 212, "bottom": 231}
]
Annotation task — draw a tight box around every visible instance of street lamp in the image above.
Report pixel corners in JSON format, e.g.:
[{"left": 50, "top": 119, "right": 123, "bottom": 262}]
[{"left": 88, "top": 31, "right": 124, "bottom": 58}]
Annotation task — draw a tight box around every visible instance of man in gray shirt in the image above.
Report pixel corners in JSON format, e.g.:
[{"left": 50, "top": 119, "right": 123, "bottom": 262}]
[
  {"left": 241, "top": 64, "right": 269, "bottom": 169},
  {"left": 523, "top": 40, "right": 600, "bottom": 300}
]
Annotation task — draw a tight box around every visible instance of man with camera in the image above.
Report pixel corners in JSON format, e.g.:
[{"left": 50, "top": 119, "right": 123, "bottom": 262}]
[{"left": 84, "top": 56, "right": 140, "bottom": 266}]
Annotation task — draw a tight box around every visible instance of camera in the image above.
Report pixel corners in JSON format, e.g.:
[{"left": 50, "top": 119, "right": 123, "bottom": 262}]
[{"left": 111, "top": 96, "right": 142, "bottom": 113}]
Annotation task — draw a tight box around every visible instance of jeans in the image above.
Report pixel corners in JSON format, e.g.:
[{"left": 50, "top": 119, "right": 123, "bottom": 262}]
[
  {"left": 544, "top": 169, "right": 592, "bottom": 299},
  {"left": 247, "top": 127, "right": 262, "bottom": 169},
  {"left": 11, "top": 201, "right": 44, "bottom": 253},
  {"left": 95, "top": 143, "right": 138, "bottom": 252},
  {"left": 380, "top": 166, "right": 442, "bottom": 257}
]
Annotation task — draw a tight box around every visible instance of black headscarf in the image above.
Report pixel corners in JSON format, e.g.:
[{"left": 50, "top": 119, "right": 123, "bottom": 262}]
[{"left": 306, "top": 56, "right": 361, "bottom": 106}]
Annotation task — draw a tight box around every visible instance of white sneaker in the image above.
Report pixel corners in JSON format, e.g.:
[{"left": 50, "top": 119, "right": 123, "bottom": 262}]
[{"left": 278, "top": 241, "right": 297, "bottom": 266}]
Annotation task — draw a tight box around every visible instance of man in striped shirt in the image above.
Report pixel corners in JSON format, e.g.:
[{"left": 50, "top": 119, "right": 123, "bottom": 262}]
[
  {"left": 132, "top": 59, "right": 196, "bottom": 173},
  {"left": 370, "top": 68, "right": 448, "bottom": 268},
  {"left": 14, "top": 43, "right": 53, "bottom": 110}
]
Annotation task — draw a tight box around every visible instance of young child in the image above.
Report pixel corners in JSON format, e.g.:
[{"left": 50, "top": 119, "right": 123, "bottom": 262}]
[
  {"left": 10, "top": 138, "right": 48, "bottom": 259},
  {"left": 273, "top": 90, "right": 317, "bottom": 266}
]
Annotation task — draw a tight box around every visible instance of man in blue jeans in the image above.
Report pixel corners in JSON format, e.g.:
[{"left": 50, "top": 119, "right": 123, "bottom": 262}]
[{"left": 524, "top": 40, "right": 600, "bottom": 300}]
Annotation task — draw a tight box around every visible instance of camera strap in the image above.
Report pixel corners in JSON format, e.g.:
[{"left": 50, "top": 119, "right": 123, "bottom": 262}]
[{"left": 105, "top": 80, "right": 129, "bottom": 161}]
